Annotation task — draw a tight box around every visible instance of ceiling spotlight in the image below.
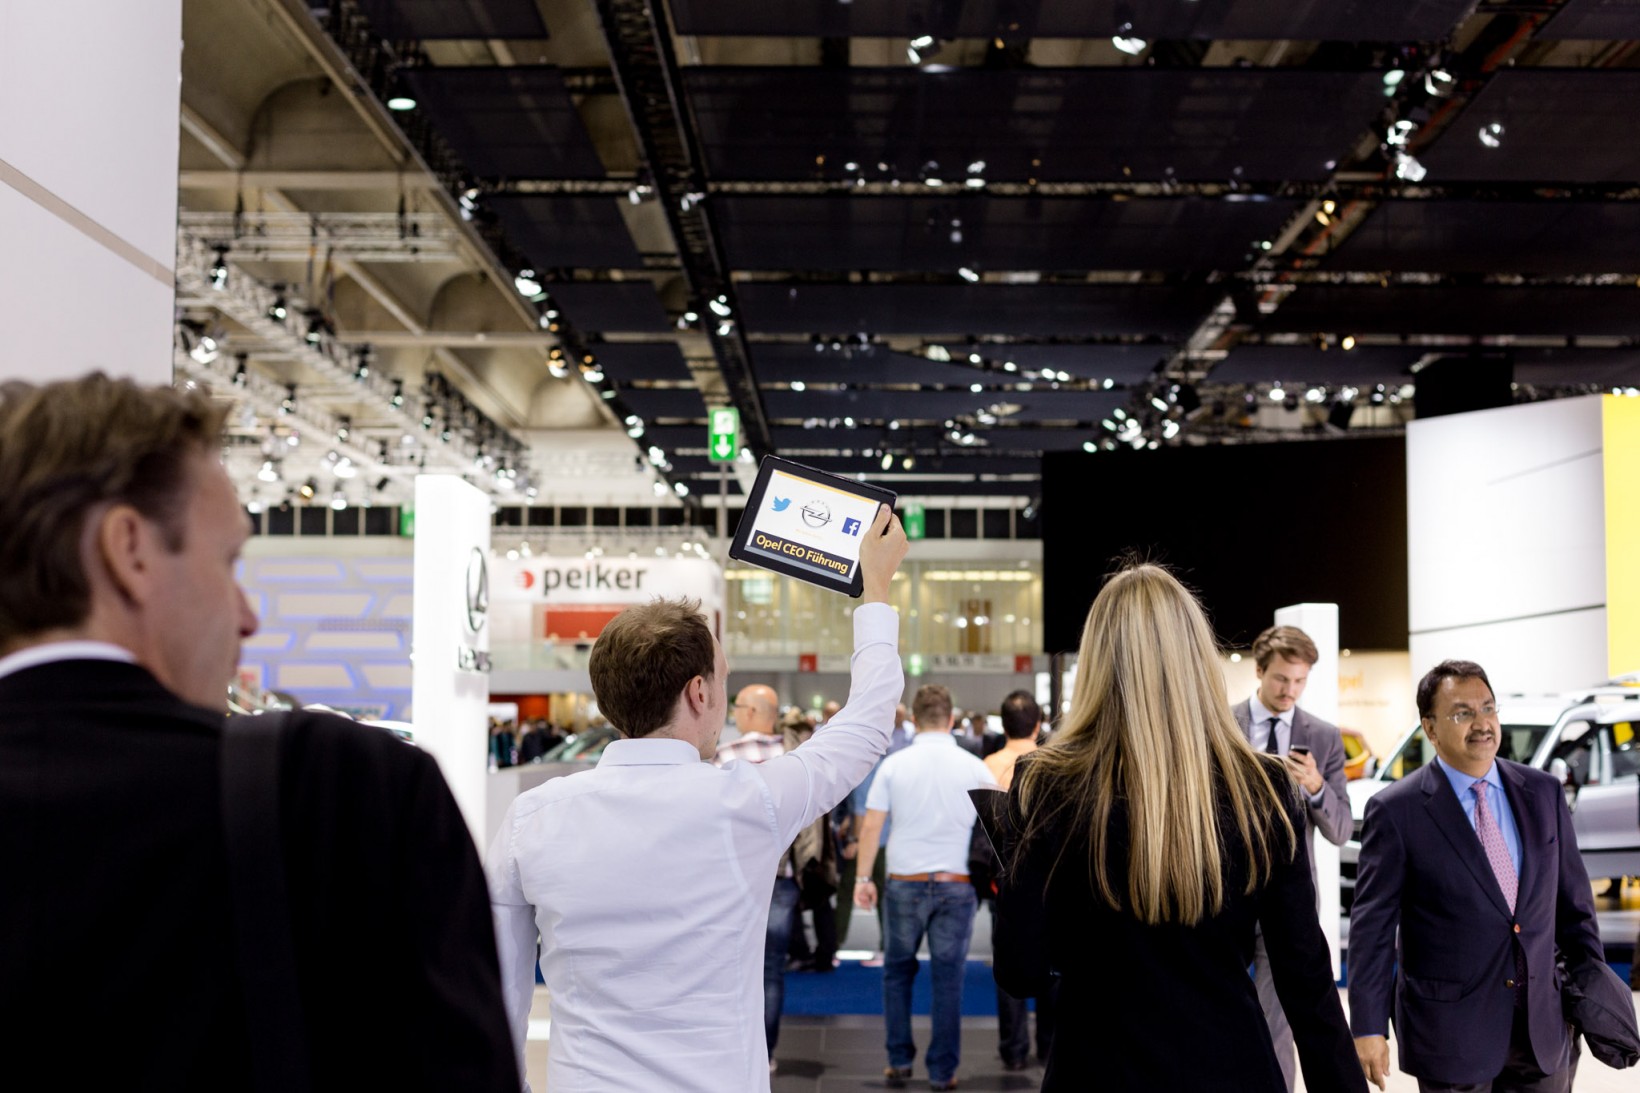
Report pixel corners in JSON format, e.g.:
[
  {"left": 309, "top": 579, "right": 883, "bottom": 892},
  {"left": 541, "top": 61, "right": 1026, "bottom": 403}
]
[
  {"left": 1112, "top": 35, "right": 1147, "bottom": 55},
  {"left": 189, "top": 333, "right": 219, "bottom": 365},
  {"left": 1425, "top": 68, "right": 1455, "bottom": 97},
  {"left": 881, "top": 452, "right": 894, "bottom": 470},
  {"left": 257, "top": 460, "right": 279, "bottom": 483},
  {"left": 902, "top": 455, "right": 915, "bottom": 470},
  {"left": 208, "top": 247, "right": 229, "bottom": 290},
  {"left": 957, "top": 266, "right": 980, "bottom": 283},
  {"left": 385, "top": 70, "right": 417, "bottom": 112},
  {"left": 298, "top": 477, "right": 317, "bottom": 501},
  {"left": 790, "top": 380, "right": 806, "bottom": 392},
  {"left": 716, "top": 319, "right": 734, "bottom": 337},
  {"left": 1478, "top": 121, "right": 1504, "bottom": 149},
  {"left": 246, "top": 495, "right": 264, "bottom": 515},
  {"left": 708, "top": 295, "right": 732, "bottom": 318},
  {"left": 582, "top": 363, "right": 605, "bottom": 383},
  {"left": 333, "top": 458, "right": 357, "bottom": 479},
  {"left": 1112, "top": 6, "right": 1147, "bottom": 57},
  {"left": 267, "top": 292, "right": 288, "bottom": 322},
  {"left": 514, "top": 269, "right": 543, "bottom": 298},
  {"left": 1382, "top": 69, "right": 1405, "bottom": 95},
  {"left": 1082, "top": 440, "right": 1097, "bottom": 453},
  {"left": 673, "top": 481, "right": 689, "bottom": 497},
  {"left": 1393, "top": 151, "right": 1428, "bottom": 182},
  {"left": 1341, "top": 334, "right": 1357, "bottom": 351},
  {"left": 1269, "top": 384, "right": 1286, "bottom": 401},
  {"left": 907, "top": 34, "right": 940, "bottom": 64},
  {"left": 1387, "top": 119, "right": 1418, "bottom": 147},
  {"left": 330, "top": 490, "right": 348, "bottom": 511}
]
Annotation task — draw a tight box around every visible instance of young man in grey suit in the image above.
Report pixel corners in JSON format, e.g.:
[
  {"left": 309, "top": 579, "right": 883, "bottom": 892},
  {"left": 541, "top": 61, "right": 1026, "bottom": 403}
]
[
  {"left": 1232, "top": 624, "right": 1352, "bottom": 1091},
  {"left": 1348, "top": 660, "right": 1602, "bottom": 1092}
]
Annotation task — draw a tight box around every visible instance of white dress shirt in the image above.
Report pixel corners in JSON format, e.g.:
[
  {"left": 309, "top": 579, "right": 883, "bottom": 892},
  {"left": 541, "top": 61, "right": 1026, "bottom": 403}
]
[
  {"left": 1247, "top": 693, "right": 1292, "bottom": 754},
  {"left": 865, "top": 732, "right": 997, "bottom": 875},
  {"left": 486, "top": 603, "right": 902, "bottom": 1092},
  {"left": 0, "top": 641, "right": 135, "bottom": 682}
]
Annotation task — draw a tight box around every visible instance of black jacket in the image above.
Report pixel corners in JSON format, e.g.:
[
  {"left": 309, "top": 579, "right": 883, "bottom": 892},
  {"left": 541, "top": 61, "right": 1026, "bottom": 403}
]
[
  {"left": 993, "top": 756, "right": 1365, "bottom": 1093},
  {"left": 0, "top": 659, "right": 517, "bottom": 1092},
  {"left": 1562, "top": 955, "right": 1640, "bottom": 1069}
]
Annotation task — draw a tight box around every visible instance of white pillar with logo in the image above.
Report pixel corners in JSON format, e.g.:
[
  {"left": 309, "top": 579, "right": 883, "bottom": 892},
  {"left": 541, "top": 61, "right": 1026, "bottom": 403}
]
[
  {"left": 411, "top": 476, "right": 493, "bottom": 847},
  {"left": 1273, "top": 601, "right": 1342, "bottom": 977}
]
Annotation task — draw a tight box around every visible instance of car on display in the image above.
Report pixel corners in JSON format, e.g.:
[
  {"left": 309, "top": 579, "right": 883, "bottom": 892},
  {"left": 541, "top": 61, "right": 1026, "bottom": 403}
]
[
  {"left": 1340, "top": 686, "right": 1640, "bottom": 911},
  {"left": 539, "top": 725, "right": 619, "bottom": 766},
  {"left": 1340, "top": 727, "right": 1376, "bottom": 781}
]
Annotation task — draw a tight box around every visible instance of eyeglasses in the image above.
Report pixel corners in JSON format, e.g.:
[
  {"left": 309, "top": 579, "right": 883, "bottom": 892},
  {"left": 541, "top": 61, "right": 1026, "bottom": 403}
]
[{"left": 1438, "top": 704, "right": 1501, "bottom": 727}]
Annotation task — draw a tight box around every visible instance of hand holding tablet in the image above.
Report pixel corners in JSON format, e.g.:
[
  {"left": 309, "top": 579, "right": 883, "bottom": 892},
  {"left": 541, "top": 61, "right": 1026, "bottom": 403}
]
[{"left": 728, "top": 456, "right": 901, "bottom": 597}]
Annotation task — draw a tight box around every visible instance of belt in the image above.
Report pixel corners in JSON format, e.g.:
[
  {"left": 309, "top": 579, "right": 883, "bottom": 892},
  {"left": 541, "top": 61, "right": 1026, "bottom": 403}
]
[{"left": 888, "top": 872, "right": 970, "bottom": 883}]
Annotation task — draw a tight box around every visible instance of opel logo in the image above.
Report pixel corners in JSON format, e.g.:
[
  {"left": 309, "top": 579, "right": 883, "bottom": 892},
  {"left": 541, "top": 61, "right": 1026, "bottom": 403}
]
[{"left": 465, "top": 547, "right": 489, "bottom": 633}]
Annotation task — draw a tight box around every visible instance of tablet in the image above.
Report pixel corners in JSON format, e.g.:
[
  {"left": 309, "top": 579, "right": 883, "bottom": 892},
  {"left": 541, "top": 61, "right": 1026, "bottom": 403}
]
[{"left": 728, "top": 456, "right": 898, "bottom": 597}]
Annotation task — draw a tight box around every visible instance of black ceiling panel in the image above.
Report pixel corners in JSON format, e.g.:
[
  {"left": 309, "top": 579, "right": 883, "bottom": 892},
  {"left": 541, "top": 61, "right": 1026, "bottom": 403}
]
[
  {"left": 594, "top": 343, "right": 694, "bottom": 383},
  {"left": 1326, "top": 201, "right": 1640, "bottom": 275},
  {"left": 1207, "top": 344, "right": 1420, "bottom": 386},
  {"left": 753, "top": 343, "right": 1010, "bottom": 388},
  {"left": 1265, "top": 286, "right": 1640, "bottom": 337},
  {"left": 686, "top": 68, "right": 1384, "bottom": 183},
  {"left": 738, "top": 283, "right": 1224, "bottom": 337},
  {"left": 668, "top": 0, "right": 1470, "bottom": 40},
  {"left": 764, "top": 387, "right": 1123, "bottom": 422},
  {"left": 800, "top": 455, "right": 1038, "bottom": 477},
  {"left": 354, "top": 0, "right": 548, "bottom": 39},
  {"left": 719, "top": 196, "right": 1299, "bottom": 273},
  {"left": 986, "top": 343, "right": 1167, "bottom": 385},
  {"left": 1512, "top": 348, "right": 1640, "bottom": 388},
  {"left": 549, "top": 283, "right": 671, "bottom": 333},
  {"left": 488, "top": 195, "right": 643, "bottom": 269},
  {"left": 642, "top": 425, "right": 708, "bottom": 451},
  {"left": 970, "top": 428, "right": 1097, "bottom": 452},
  {"left": 1540, "top": 0, "right": 1640, "bottom": 39},
  {"left": 1419, "top": 71, "right": 1640, "bottom": 184},
  {"left": 618, "top": 386, "right": 708, "bottom": 421},
  {"left": 404, "top": 68, "right": 603, "bottom": 180}
]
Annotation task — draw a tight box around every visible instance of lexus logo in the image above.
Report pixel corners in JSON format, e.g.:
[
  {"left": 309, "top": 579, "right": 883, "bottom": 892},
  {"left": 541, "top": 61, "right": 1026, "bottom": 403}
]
[{"left": 465, "top": 547, "right": 489, "bottom": 633}]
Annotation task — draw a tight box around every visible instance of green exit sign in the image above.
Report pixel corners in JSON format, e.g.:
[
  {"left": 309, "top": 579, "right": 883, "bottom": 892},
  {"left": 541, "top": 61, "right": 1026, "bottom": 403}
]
[
  {"left": 708, "top": 407, "right": 740, "bottom": 463},
  {"left": 902, "top": 502, "right": 926, "bottom": 541}
]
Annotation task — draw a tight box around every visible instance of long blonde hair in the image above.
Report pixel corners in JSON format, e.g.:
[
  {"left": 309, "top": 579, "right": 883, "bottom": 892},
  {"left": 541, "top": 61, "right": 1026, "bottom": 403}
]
[{"left": 1014, "top": 564, "right": 1295, "bottom": 925}]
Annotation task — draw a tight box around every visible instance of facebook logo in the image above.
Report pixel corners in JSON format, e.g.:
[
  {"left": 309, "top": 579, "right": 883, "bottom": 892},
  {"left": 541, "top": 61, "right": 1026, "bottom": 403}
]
[{"left": 842, "top": 517, "right": 862, "bottom": 536}]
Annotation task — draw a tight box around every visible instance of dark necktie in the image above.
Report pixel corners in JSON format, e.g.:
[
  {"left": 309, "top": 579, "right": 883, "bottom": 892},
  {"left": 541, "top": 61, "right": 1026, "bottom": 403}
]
[{"left": 1265, "top": 716, "right": 1283, "bottom": 754}]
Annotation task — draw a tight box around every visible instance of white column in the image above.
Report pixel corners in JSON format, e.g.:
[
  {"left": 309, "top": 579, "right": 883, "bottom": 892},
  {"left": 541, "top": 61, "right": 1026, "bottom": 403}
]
[
  {"left": 0, "top": 0, "right": 180, "bottom": 381},
  {"left": 411, "top": 476, "right": 493, "bottom": 846},
  {"left": 1274, "top": 602, "right": 1342, "bottom": 978}
]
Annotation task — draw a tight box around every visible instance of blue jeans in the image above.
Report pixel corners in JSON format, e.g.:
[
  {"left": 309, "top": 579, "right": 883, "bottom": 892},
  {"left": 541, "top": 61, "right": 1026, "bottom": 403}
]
[
  {"left": 765, "top": 877, "right": 800, "bottom": 1053},
  {"left": 883, "top": 879, "right": 977, "bottom": 1083}
]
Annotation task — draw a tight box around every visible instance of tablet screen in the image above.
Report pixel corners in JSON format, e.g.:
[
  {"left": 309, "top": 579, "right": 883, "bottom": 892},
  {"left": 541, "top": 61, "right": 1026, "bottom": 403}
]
[{"left": 729, "top": 457, "right": 897, "bottom": 596}]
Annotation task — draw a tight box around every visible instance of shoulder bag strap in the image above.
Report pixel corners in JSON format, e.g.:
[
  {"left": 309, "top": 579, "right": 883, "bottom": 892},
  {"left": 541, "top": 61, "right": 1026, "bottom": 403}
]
[{"left": 221, "top": 712, "right": 314, "bottom": 1093}]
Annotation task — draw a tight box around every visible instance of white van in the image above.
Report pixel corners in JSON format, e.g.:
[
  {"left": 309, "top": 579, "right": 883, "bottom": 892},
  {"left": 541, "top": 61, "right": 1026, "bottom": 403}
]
[{"left": 1340, "top": 687, "right": 1640, "bottom": 909}]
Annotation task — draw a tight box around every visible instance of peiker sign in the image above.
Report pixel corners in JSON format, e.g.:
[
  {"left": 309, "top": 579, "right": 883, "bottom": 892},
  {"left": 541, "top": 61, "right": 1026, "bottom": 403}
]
[{"left": 488, "top": 553, "right": 726, "bottom": 644}]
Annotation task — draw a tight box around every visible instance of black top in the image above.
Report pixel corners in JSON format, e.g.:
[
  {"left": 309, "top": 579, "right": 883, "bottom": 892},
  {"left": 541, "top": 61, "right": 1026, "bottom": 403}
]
[
  {"left": 0, "top": 659, "right": 517, "bottom": 1092},
  {"left": 994, "top": 755, "right": 1366, "bottom": 1093}
]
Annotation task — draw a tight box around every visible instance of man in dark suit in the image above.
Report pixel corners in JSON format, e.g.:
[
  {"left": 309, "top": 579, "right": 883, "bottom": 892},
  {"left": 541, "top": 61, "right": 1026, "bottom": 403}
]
[
  {"left": 0, "top": 374, "right": 517, "bottom": 1091},
  {"left": 1233, "top": 624, "right": 1352, "bottom": 1090},
  {"left": 1348, "top": 659, "right": 1604, "bottom": 1092}
]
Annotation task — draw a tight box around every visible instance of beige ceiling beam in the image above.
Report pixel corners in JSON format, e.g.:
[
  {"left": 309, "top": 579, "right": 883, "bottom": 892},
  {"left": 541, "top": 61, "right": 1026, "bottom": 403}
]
[
  {"left": 337, "top": 331, "right": 562, "bottom": 349},
  {"left": 179, "top": 169, "right": 440, "bottom": 191}
]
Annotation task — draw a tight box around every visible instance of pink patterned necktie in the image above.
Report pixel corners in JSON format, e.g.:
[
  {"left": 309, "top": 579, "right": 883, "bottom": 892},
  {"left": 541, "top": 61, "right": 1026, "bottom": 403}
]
[{"left": 1471, "top": 781, "right": 1517, "bottom": 913}]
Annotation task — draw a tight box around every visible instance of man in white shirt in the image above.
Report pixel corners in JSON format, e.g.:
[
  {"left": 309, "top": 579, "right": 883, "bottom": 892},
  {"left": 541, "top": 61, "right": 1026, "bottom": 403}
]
[
  {"left": 854, "top": 684, "right": 998, "bottom": 1091},
  {"left": 487, "top": 506, "right": 908, "bottom": 1092}
]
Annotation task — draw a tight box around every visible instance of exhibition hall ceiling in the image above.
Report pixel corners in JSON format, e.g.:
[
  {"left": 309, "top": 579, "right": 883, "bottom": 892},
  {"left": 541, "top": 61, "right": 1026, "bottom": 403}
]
[{"left": 174, "top": 0, "right": 1640, "bottom": 507}]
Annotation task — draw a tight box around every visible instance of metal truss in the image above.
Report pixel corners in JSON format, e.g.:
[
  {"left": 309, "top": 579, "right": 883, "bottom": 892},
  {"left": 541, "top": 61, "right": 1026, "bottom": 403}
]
[
  {"left": 179, "top": 211, "right": 464, "bottom": 264},
  {"left": 590, "top": 0, "right": 773, "bottom": 456}
]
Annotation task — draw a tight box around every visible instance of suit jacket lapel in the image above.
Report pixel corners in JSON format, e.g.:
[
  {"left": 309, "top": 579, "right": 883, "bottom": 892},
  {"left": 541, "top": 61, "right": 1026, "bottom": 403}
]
[
  {"left": 1290, "top": 710, "right": 1310, "bottom": 751},
  {"left": 1419, "top": 762, "right": 1513, "bottom": 918},
  {"left": 1496, "top": 761, "right": 1539, "bottom": 899},
  {"left": 1232, "top": 699, "right": 1253, "bottom": 740}
]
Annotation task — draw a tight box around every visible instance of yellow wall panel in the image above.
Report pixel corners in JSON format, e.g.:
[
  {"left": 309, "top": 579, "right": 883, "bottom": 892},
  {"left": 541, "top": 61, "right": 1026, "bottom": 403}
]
[{"left": 1603, "top": 395, "right": 1640, "bottom": 678}]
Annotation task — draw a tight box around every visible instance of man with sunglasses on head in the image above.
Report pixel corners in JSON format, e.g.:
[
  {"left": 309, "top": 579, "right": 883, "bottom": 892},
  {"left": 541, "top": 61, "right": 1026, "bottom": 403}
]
[{"left": 1348, "top": 660, "right": 1602, "bottom": 1093}]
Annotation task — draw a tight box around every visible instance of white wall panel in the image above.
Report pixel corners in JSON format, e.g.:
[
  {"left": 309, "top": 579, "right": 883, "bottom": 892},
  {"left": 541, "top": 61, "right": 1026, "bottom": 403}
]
[
  {"left": 1407, "top": 397, "right": 1605, "bottom": 640},
  {"left": 0, "top": 184, "right": 173, "bottom": 380},
  {"left": 0, "top": 0, "right": 182, "bottom": 267},
  {"left": 1409, "top": 606, "right": 1607, "bottom": 696}
]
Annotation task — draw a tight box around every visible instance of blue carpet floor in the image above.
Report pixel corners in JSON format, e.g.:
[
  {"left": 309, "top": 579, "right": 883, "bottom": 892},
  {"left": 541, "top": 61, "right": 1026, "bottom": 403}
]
[{"left": 783, "top": 958, "right": 1009, "bottom": 1017}]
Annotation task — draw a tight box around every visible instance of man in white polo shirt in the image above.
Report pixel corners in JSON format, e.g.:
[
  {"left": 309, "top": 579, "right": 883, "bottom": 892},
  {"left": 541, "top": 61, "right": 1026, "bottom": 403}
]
[
  {"left": 487, "top": 506, "right": 907, "bottom": 1092},
  {"left": 854, "top": 684, "right": 997, "bottom": 1091}
]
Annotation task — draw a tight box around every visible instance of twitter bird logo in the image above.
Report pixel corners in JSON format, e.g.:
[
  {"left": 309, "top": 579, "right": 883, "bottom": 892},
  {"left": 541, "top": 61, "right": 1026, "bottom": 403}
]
[{"left": 771, "top": 496, "right": 792, "bottom": 512}]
